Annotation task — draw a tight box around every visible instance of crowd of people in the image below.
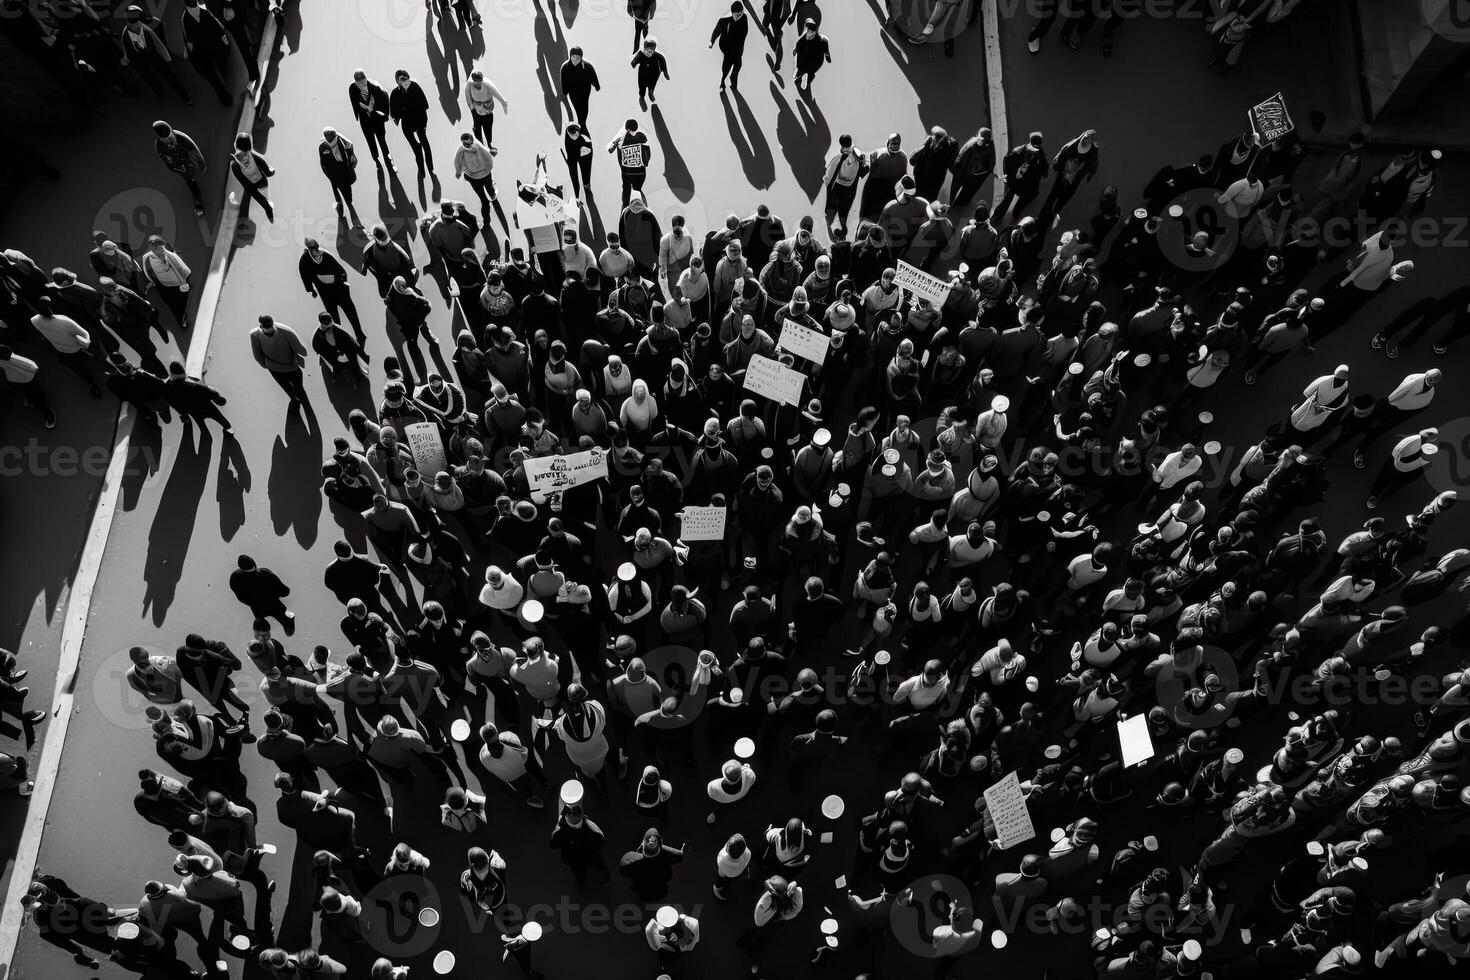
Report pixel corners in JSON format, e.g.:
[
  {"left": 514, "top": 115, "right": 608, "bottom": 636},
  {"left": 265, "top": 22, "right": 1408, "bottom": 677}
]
[{"left": 3, "top": 2, "right": 1470, "bottom": 980}]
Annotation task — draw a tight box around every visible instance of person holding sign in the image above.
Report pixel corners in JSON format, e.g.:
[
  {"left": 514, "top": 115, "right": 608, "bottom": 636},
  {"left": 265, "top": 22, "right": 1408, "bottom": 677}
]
[{"left": 607, "top": 119, "right": 652, "bottom": 208}]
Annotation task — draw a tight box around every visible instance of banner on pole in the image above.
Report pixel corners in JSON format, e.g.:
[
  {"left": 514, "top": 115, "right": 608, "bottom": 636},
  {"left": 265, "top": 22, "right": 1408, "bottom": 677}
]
[
  {"left": 679, "top": 505, "right": 728, "bottom": 541},
  {"left": 984, "top": 771, "right": 1036, "bottom": 850},
  {"left": 524, "top": 447, "right": 609, "bottom": 494},
  {"left": 894, "top": 260, "right": 952, "bottom": 306},
  {"left": 1248, "top": 92, "right": 1294, "bottom": 143},
  {"left": 744, "top": 354, "right": 805, "bottom": 406},
  {"left": 777, "top": 318, "right": 831, "bottom": 366}
]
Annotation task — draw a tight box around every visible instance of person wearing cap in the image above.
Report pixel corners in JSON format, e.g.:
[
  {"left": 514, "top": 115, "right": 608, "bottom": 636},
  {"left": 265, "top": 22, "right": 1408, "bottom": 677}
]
[
  {"left": 790, "top": 18, "right": 830, "bottom": 89},
  {"left": 908, "top": 199, "right": 955, "bottom": 272},
  {"left": 1365, "top": 427, "right": 1437, "bottom": 510},
  {"left": 859, "top": 133, "right": 908, "bottom": 222}
]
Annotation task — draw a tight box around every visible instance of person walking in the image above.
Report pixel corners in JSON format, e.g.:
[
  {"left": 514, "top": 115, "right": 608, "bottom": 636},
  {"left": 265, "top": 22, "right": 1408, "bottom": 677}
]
[
  {"left": 153, "top": 121, "right": 208, "bottom": 216},
  {"left": 317, "top": 127, "right": 361, "bottom": 221},
  {"left": 165, "top": 361, "right": 233, "bottom": 435},
  {"left": 0, "top": 346, "right": 56, "bottom": 429},
  {"left": 390, "top": 69, "right": 435, "bottom": 176},
  {"left": 563, "top": 123, "right": 594, "bottom": 199},
  {"left": 453, "top": 133, "right": 508, "bottom": 233},
  {"left": 179, "top": 0, "right": 234, "bottom": 105},
  {"left": 1366, "top": 428, "right": 1438, "bottom": 510},
  {"left": 300, "top": 238, "right": 364, "bottom": 344},
  {"left": 823, "top": 135, "right": 867, "bottom": 236},
  {"left": 250, "top": 314, "right": 310, "bottom": 404},
  {"left": 1371, "top": 282, "right": 1470, "bottom": 358},
  {"left": 951, "top": 126, "right": 995, "bottom": 213},
  {"left": 348, "top": 69, "right": 395, "bottom": 171},
  {"left": 229, "top": 132, "right": 276, "bottom": 224},
  {"left": 463, "top": 69, "right": 510, "bottom": 147},
  {"left": 559, "top": 47, "right": 601, "bottom": 127},
  {"left": 119, "top": 5, "right": 194, "bottom": 104},
  {"left": 608, "top": 119, "right": 652, "bottom": 208},
  {"left": 30, "top": 296, "right": 101, "bottom": 397},
  {"left": 630, "top": 37, "right": 670, "bottom": 109},
  {"left": 229, "top": 555, "right": 296, "bottom": 633},
  {"left": 995, "top": 131, "right": 1047, "bottom": 224},
  {"left": 1037, "top": 129, "right": 1098, "bottom": 228},
  {"left": 710, "top": 2, "right": 749, "bottom": 91},
  {"left": 386, "top": 277, "right": 437, "bottom": 381},
  {"left": 790, "top": 20, "right": 830, "bottom": 92},
  {"left": 140, "top": 235, "right": 193, "bottom": 331}
]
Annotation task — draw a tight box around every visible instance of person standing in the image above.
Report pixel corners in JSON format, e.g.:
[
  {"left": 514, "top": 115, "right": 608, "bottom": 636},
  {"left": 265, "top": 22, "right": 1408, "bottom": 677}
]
[
  {"left": 823, "top": 135, "right": 867, "bottom": 236},
  {"left": 646, "top": 907, "right": 701, "bottom": 972},
  {"left": 995, "top": 131, "right": 1047, "bottom": 224},
  {"left": 911, "top": 126, "right": 960, "bottom": 202},
  {"left": 165, "top": 361, "right": 233, "bottom": 435},
  {"left": 299, "top": 238, "right": 364, "bottom": 344},
  {"left": 153, "top": 121, "right": 208, "bottom": 216},
  {"left": 119, "top": 5, "right": 194, "bottom": 104},
  {"left": 141, "top": 235, "right": 193, "bottom": 331},
  {"left": 860, "top": 133, "right": 908, "bottom": 222},
  {"left": 630, "top": 37, "right": 670, "bottom": 108},
  {"left": 348, "top": 70, "right": 394, "bottom": 172},
  {"left": 559, "top": 47, "right": 601, "bottom": 127},
  {"left": 791, "top": 20, "right": 830, "bottom": 92},
  {"left": 250, "top": 314, "right": 310, "bottom": 405},
  {"left": 30, "top": 297, "right": 101, "bottom": 397},
  {"left": 179, "top": 0, "right": 234, "bottom": 104},
  {"left": 950, "top": 126, "right": 995, "bottom": 213},
  {"left": 710, "top": 2, "right": 749, "bottom": 91},
  {"left": 608, "top": 119, "right": 652, "bottom": 208},
  {"left": 229, "top": 556, "right": 296, "bottom": 633},
  {"left": 230, "top": 132, "right": 276, "bottom": 224},
  {"left": 317, "top": 127, "right": 361, "bottom": 221},
  {"left": 563, "top": 123, "right": 594, "bottom": 199},
  {"left": 390, "top": 69, "right": 435, "bottom": 176},
  {"left": 0, "top": 346, "right": 55, "bottom": 429},
  {"left": 1037, "top": 129, "right": 1098, "bottom": 228},
  {"left": 463, "top": 69, "right": 510, "bottom": 147}
]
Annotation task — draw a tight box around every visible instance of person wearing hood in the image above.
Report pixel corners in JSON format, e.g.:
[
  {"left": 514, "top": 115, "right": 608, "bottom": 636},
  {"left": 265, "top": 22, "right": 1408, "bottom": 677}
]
[
  {"left": 910, "top": 126, "right": 959, "bottom": 202},
  {"left": 722, "top": 315, "right": 776, "bottom": 383},
  {"left": 386, "top": 276, "right": 435, "bottom": 381},
  {"left": 1038, "top": 129, "right": 1099, "bottom": 228},
  {"left": 880, "top": 176, "right": 930, "bottom": 257},
  {"left": 619, "top": 191, "right": 663, "bottom": 282},
  {"left": 951, "top": 127, "right": 996, "bottom": 213},
  {"left": 861, "top": 133, "right": 909, "bottom": 221},
  {"left": 908, "top": 201, "right": 955, "bottom": 272},
  {"left": 801, "top": 254, "right": 835, "bottom": 314},
  {"left": 760, "top": 241, "right": 804, "bottom": 308}
]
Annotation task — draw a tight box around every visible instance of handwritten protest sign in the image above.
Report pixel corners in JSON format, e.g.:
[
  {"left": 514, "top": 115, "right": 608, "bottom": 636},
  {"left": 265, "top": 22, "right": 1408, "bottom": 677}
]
[
  {"left": 1248, "top": 92, "right": 1294, "bottom": 143},
  {"left": 777, "top": 318, "right": 830, "bottom": 366},
  {"left": 524, "top": 447, "right": 609, "bottom": 494},
  {"left": 679, "top": 505, "right": 727, "bottom": 541},
  {"left": 1117, "top": 713, "right": 1156, "bottom": 769},
  {"left": 402, "top": 422, "right": 448, "bottom": 479},
  {"left": 894, "top": 260, "right": 952, "bottom": 306},
  {"left": 528, "top": 224, "right": 560, "bottom": 254},
  {"left": 744, "top": 355, "right": 805, "bottom": 406},
  {"left": 984, "top": 771, "right": 1036, "bottom": 850}
]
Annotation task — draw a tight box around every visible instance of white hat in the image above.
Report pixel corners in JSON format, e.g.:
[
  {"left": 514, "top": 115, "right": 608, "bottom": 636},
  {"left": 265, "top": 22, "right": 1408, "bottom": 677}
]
[
  {"left": 617, "top": 562, "right": 637, "bottom": 582},
  {"left": 813, "top": 427, "right": 832, "bottom": 447},
  {"left": 656, "top": 906, "right": 679, "bottom": 928}
]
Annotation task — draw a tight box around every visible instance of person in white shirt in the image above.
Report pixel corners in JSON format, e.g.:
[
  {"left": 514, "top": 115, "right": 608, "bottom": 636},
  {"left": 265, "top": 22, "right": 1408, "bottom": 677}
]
[
  {"left": 1289, "top": 364, "right": 1351, "bottom": 435},
  {"left": 894, "top": 660, "right": 951, "bottom": 712},
  {"left": 1361, "top": 369, "right": 1442, "bottom": 450},
  {"left": 973, "top": 638, "right": 1026, "bottom": 688},
  {"left": 1217, "top": 174, "right": 1264, "bottom": 220},
  {"left": 0, "top": 346, "right": 55, "bottom": 427},
  {"left": 29, "top": 296, "right": 101, "bottom": 396},
  {"left": 1366, "top": 428, "right": 1437, "bottom": 510},
  {"left": 140, "top": 235, "right": 193, "bottom": 330},
  {"left": 713, "top": 833, "right": 751, "bottom": 899},
  {"left": 705, "top": 759, "right": 756, "bottom": 824},
  {"left": 463, "top": 69, "right": 509, "bottom": 146}
]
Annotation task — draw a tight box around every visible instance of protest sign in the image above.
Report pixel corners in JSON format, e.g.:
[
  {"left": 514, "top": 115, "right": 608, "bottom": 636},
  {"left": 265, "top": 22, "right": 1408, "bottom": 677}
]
[
  {"left": 894, "top": 260, "right": 952, "bottom": 306},
  {"left": 984, "top": 771, "right": 1036, "bottom": 850},
  {"left": 679, "top": 505, "right": 727, "bottom": 541},
  {"left": 744, "top": 355, "right": 805, "bottom": 406},
  {"left": 777, "top": 318, "right": 831, "bottom": 366},
  {"left": 1117, "top": 713, "right": 1156, "bottom": 768},
  {"left": 528, "top": 224, "right": 560, "bottom": 254},
  {"left": 524, "top": 447, "right": 609, "bottom": 494},
  {"left": 402, "top": 422, "right": 448, "bottom": 479},
  {"left": 1248, "top": 92, "right": 1294, "bottom": 143}
]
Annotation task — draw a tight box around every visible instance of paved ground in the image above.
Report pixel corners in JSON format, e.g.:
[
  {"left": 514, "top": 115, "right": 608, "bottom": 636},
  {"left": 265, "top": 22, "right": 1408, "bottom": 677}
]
[{"left": 6, "top": 3, "right": 1470, "bottom": 980}]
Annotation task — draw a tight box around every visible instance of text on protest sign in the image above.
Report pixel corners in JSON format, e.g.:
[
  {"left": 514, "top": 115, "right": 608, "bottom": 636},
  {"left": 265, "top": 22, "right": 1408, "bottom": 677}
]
[
  {"left": 679, "top": 506, "right": 728, "bottom": 541},
  {"left": 984, "top": 770, "right": 1036, "bottom": 850},
  {"left": 744, "top": 354, "right": 805, "bottom": 407},
  {"left": 1248, "top": 92, "right": 1294, "bottom": 143},
  {"left": 402, "top": 422, "right": 448, "bottom": 479},
  {"left": 893, "top": 260, "right": 952, "bottom": 306},
  {"left": 524, "top": 447, "right": 609, "bottom": 494},
  {"left": 777, "top": 318, "right": 831, "bottom": 366}
]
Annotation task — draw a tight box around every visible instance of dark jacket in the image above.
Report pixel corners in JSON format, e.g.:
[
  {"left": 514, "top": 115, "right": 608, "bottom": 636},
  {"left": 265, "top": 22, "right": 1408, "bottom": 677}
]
[
  {"left": 180, "top": 5, "right": 231, "bottom": 59},
  {"left": 559, "top": 59, "right": 602, "bottom": 100},
  {"left": 710, "top": 12, "right": 749, "bottom": 53},
  {"left": 953, "top": 134, "right": 996, "bottom": 178},
  {"left": 389, "top": 80, "right": 431, "bottom": 131},
  {"left": 318, "top": 137, "right": 358, "bottom": 185},
  {"left": 347, "top": 80, "right": 391, "bottom": 127},
  {"left": 164, "top": 374, "right": 228, "bottom": 413},
  {"left": 299, "top": 249, "right": 352, "bottom": 294}
]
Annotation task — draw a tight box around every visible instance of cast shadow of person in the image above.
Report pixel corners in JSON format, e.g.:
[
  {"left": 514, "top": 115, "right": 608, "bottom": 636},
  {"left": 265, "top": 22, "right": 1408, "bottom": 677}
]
[
  {"left": 217, "top": 432, "right": 252, "bottom": 543},
  {"left": 267, "top": 400, "right": 323, "bottom": 549},
  {"left": 426, "top": 13, "right": 464, "bottom": 126},
  {"left": 721, "top": 88, "right": 776, "bottom": 191},
  {"left": 769, "top": 80, "right": 831, "bottom": 202},
  {"left": 142, "top": 421, "right": 212, "bottom": 626},
  {"left": 650, "top": 106, "right": 695, "bottom": 204}
]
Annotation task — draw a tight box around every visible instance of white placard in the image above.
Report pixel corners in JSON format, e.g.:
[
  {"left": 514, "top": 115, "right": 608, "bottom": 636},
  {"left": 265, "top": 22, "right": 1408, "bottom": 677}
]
[
  {"left": 528, "top": 224, "right": 560, "bottom": 254},
  {"left": 515, "top": 188, "right": 578, "bottom": 231},
  {"left": 983, "top": 770, "right": 1036, "bottom": 850},
  {"left": 403, "top": 422, "right": 448, "bottom": 478},
  {"left": 1117, "top": 713, "right": 1156, "bottom": 768},
  {"left": 680, "top": 505, "right": 727, "bottom": 541},
  {"left": 777, "top": 319, "right": 830, "bottom": 366},
  {"left": 894, "top": 260, "right": 952, "bottom": 306},
  {"left": 744, "top": 354, "right": 805, "bottom": 407},
  {"left": 524, "top": 447, "right": 609, "bottom": 494}
]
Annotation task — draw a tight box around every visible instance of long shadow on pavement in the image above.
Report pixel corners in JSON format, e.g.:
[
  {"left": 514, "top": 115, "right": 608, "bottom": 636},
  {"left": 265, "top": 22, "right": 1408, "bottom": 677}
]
[
  {"left": 721, "top": 89, "right": 776, "bottom": 192},
  {"left": 769, "top": 80, "right": 831, "bottom": 204},
  {"left": 650, "top": 106, "right": 695, "bottom": 204},
  {"left": 142, "top": 422, "right": 212, "bottom": 626},
  {"left": 268, "top": 401, "right": 324, "bottom": 549}
]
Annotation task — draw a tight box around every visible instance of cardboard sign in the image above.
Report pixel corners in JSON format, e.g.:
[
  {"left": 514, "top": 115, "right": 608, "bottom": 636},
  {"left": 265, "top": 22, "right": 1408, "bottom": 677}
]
[
  {"left": 777, "top": 318, "right": 830, "bottom": 366},
  {"left": 402, "top": 422, "right": 448, "bottom": 479},
  {"left": 744, "top": 354, "right": 805, "bottom": 406},
  {"left": 680, "top": 505, "right": 727, "bottom": 541},
  {"left": 524, "top": 447, "right": 609, "bottom": 494},
  {"left": 983, "top": 770, "right": 1036, "bottom": 850},
  {"left": 1117, "top": 713, "right": 1156, "bottom": 768},
  {"left": 1248, "top": 93, "right": 1294, "bottom": 143},
  {"left": 528, "top": 224, "right": 560, "bottom": 254},
  {"left": 893, "top": 260, "right": 952, "bottom": 306}
]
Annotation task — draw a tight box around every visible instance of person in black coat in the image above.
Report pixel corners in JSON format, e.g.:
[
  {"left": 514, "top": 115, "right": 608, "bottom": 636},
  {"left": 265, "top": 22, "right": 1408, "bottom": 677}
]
[
  {"left": 390, "top": 69, "right": 435, "bottom": 175},
  {"left": 179, "top": 0, "right": 234, "bottom": 104},
  {"left": 709, "top": 2, "right": 749, "bottom": 91},
  {"left": 348, "top": 69, "right": 394, "bottom": 169},
  {"left": 164, "top": 361, "right": 233, "bottom": 434},
  {"left": 229, "top": 555, "right": 296, "bottom": 634},
  {"left": 317, "top": 128, "right": 360, "bottom": 217},
  {"left": 300, "top": 238, "right": 364, "bottom": 342},
  {"left": 559, "top": 47, "right": 601, "bottom": 127},
  {"left": 105, "top": 354, "right": 172, "bottom": 423},
  {"left": 312, "top": 312, "right": 369, "bottom": 378}
]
